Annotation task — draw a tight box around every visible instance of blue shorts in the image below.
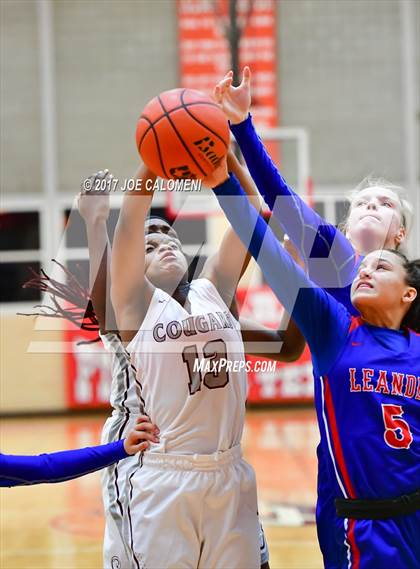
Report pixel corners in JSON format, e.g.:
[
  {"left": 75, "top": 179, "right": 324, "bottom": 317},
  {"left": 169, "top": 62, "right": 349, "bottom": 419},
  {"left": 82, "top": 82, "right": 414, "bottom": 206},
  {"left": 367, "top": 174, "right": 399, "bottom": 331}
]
[{"left": 317, "top": 498, "right": 420, "bottom": 569}]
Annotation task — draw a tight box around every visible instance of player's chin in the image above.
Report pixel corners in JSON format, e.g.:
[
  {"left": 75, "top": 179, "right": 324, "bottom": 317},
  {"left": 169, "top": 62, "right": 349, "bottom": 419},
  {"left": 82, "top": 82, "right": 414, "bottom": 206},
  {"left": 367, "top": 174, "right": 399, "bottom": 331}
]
[
  {"left": 353, "top": 224, "right": 386, "bottom": 246},
  {"left": 164, "top": 261, "right": 186, "bottom": 277},
  {"left": 352, "top": 288, "right": 378, "bottom": 308},
  {"left": 155, "top": 264, "right": 187, "bottom": 284}
]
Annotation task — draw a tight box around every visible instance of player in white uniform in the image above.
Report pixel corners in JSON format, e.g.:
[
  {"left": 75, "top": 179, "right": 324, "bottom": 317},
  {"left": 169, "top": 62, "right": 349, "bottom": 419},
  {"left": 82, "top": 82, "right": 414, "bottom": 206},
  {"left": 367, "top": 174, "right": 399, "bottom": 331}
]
[
  {"left": 75, "top": 159, "right": 305, "bottom": 568},
  {"left": 111, "top": 149, "right": 272, "bottom": 569},
  {"left": 78, "top": 166, "right": 274, "bottom": 568},
  {"left": 79, "top": 161, "right": 304, "bottom": 569},
  {"left": 23, "top": 156, "right": 306, "bottom": 568}
]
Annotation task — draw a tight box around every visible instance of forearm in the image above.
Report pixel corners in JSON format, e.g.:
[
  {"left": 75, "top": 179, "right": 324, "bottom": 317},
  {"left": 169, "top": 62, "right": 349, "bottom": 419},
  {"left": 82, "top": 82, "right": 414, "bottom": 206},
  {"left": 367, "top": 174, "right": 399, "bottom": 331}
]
[
  {"left": 85, "top": 219, "right": 115, "bottom": 332},
  {"left": 111, "top": 191, "right": 151, "bottom": 289},
  {"left": 211, "top": 153, "right": 261, "bottom": 287},
  {"left": 231, "top": 116, "right": 356, "bottom": 288},
  {"left": 0, "top": 440, "right": 128, "bottom": 487},
  {"left": 240, "top": 314, "right": 305, "bottom": 362},
  {"left": 240, "top": 318, "right": 284, "bottom": 361},
  {"left": 85, "top": 219, "right": 109, "bottom": 291},
  {"left": 276, "top": 313, "right": 306, "bottom": 362},
  {"left": 202, "top": 153, "right": 260, "bottom": 297},
  {"left": 111, "top": 166, "right": 155, "bottom": 318},
  {"left": 227, "top": 150, "right": 262, "bottom": 212}
]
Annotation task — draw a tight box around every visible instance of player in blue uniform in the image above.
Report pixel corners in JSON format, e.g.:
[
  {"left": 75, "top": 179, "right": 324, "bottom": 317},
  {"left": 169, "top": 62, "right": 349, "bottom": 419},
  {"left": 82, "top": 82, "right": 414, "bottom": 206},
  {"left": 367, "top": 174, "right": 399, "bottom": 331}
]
[
  {"left": 0, "top": 416, "right": 159, "bottom": 487},
  {"left": 213, "top": 67, "right": 417, "bottom": 567},
  {"left": 209, "top": 163, "right": 420, "bottom": 569}
]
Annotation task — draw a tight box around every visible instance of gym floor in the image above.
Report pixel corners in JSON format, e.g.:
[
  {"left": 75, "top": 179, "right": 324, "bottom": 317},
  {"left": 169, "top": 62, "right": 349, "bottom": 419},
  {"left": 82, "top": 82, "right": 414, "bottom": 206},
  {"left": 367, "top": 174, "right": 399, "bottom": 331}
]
[{"left": 1, "top": 407, "right": 323, "bottom": 569}]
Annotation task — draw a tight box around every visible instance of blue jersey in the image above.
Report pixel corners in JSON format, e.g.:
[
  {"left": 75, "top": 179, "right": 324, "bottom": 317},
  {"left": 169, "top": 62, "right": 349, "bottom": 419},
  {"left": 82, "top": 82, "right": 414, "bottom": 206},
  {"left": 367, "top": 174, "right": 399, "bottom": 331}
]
[
  {"left": 0, "top": 440, "right": 128, "bottom": 487},
  {"left": 230, "top": 115, "right": 360, "bottom": 314},
  {"left": 214, "top": 175, "right": 420, "bottom": 568},
  {"left": 320, "top": 319, "right": 419, "bottom": 500}
]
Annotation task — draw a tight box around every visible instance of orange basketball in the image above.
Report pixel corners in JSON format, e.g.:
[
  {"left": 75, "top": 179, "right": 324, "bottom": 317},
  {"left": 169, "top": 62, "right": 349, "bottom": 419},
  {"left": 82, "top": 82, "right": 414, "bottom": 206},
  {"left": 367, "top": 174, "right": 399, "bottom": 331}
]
[{"left": 136, "top": 88, "right": 230, "bottom": 180}]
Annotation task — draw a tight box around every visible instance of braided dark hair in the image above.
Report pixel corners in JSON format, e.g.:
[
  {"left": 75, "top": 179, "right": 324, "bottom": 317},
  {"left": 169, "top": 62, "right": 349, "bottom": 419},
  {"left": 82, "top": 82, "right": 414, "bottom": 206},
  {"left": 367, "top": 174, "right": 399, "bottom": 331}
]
[
  {"left": 388, "top": 250, "right": 420, "bottom": 333},
  {"left": 18, "top": 260, "right": 101, "bottom": 344}
]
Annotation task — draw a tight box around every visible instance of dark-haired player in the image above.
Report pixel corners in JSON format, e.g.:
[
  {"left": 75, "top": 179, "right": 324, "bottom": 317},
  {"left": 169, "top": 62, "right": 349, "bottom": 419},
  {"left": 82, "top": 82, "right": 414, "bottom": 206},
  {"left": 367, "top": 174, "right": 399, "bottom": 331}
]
[
  {"left": 212, "top": 166, "right": 420, "bottom": 569},
  {"left": 214, "top": 66, "right": 418, "bottom": 568},
  {"left": 79, "top": 155, "right": 280, "bottom": 569},
  {"left": 109, "top": 148, "right": 295, "bottom": 568}
]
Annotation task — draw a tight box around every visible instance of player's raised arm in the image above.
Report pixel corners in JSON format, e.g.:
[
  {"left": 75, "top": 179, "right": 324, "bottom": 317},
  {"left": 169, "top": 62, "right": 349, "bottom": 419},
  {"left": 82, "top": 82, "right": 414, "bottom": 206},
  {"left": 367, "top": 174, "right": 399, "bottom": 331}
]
[
  {"left": 111, "top": 165, "right": 156, "bottom": 342},
  {"left": 214, "top": 67, "right": 356, "bottom": 290},
  {"left": 200, "top": 149, "right": 263, "bottom": 312},
  {"left": 78, "top": 169, "right": 116, "bottom": 333}
]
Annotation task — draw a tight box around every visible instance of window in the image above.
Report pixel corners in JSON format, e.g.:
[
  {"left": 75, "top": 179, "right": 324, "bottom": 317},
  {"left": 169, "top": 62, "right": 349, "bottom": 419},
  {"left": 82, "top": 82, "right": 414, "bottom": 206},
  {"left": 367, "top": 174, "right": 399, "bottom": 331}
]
[
  {"left": 0, "top": 262, "right": 41, "bottom": 302},
  {"left": 314, "top": 201, "right": 325, "bottom": 218},
  {"left": 0, "top": 211, "right": 40, "bottom": 250},
  {"left": 335, "top": 201, "right": 350, "bottom": 228},
  {"left": 0, "top": 210, "right": 42, "bottom": 303}
]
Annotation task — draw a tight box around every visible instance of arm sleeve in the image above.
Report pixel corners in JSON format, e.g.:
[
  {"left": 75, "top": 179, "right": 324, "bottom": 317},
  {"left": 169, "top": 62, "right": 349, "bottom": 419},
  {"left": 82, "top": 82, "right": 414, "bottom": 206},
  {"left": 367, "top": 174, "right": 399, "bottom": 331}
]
[
  {"left": 213, "top": 173, "right": 351, "bottom": 375},
  {"left": 0, "top": 440, "right": 128, "bottom": 487},
  {"left": 230, "top": 115, "right": 357, "bottom": 289}
]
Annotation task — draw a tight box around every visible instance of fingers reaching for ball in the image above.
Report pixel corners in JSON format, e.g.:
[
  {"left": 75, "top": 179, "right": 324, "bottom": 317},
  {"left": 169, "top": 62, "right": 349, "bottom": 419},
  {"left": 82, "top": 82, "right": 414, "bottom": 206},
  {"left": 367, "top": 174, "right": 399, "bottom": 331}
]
[
  {"left": 213, "top": 66, "right": 252, "bottom": 125},
  {"left": 77, "top": 169, "right": 113, "bottom": 222}
]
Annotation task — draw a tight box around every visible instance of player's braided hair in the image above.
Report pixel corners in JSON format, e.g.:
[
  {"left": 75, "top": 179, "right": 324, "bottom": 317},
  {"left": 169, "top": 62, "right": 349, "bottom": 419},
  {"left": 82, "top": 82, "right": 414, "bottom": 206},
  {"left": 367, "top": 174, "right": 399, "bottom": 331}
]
[
  {"left": 18, "top": 260, "right": 101, "bottom": 344},
  {"left": 389, "top": 250, "right": 420, "bottom": 333}
]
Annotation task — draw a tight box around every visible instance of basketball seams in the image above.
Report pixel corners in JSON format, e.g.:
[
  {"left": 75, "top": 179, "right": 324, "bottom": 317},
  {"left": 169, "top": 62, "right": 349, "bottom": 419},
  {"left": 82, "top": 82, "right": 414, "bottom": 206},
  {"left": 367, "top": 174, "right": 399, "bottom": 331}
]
[
  {"left": 180, "top": 90, "right": 228, "bottom": 149},
  {"left": 136, "top": 115, "right": 153, "bottom": 154},
  {"left": 137, "top": 101, "right": 222, "bottom": 152},
  {"left": 156, "top": 95, "right": 207, "bottom": 178},
  {"left": 139, "top": 115, "right": 169, "bottom": 179}
]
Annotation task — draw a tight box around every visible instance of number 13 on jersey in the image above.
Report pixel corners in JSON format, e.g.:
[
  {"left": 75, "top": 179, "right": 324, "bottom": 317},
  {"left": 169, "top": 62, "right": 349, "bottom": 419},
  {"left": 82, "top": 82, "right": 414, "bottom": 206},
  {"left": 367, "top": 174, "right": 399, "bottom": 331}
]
[{"left": 182, "top": 339, "right": 230, "bottom": 395}]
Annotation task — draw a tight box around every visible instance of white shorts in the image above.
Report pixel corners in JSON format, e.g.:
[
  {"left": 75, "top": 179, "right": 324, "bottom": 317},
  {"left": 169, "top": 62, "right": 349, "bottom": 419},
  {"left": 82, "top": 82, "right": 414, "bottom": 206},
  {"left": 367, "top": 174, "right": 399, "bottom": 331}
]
[{"left": 123, "top": 445, "right": 260, "bottom": 569}]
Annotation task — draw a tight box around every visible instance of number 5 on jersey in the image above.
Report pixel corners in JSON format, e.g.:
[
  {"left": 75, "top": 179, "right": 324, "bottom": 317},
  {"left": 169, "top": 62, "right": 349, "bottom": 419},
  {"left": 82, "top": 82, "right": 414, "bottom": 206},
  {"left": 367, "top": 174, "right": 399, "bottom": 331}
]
[{"left": 382, "top": 404, "right": 413, "bottom": 449}]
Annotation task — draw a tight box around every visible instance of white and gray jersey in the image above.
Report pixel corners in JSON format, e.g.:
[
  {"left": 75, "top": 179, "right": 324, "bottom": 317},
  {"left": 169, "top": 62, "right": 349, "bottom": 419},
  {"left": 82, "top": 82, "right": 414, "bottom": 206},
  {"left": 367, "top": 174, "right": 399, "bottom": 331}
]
[{"left": 127, "top": 278, "right": 248, "bottom": 455}]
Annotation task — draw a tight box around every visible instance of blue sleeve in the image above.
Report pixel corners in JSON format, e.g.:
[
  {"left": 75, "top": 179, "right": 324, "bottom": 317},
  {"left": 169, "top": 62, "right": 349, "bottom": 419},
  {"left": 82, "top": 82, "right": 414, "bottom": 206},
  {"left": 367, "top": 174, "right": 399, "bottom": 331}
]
[
  {"left": 213, "top": 174, "right": 351, "bottom": 376},
  {"left": 0, "top": 440, "right": 128, "bottom": 487},
  {"left": 230, "top": 115, "right": 357, "bottom": 289}
]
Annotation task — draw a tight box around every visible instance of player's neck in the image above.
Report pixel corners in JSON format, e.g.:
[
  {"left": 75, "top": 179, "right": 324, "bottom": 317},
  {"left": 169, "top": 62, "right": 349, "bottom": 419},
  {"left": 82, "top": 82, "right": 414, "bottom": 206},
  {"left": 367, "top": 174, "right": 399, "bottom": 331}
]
[
  {"left": 172, "top": 281, "right": 191, "bottom": 312},
  {"left": 359, "top": 307, "right": 404, "bottom": 331},
  {"left": 349, "top": 234, "right": 397, "bottom": 257}
]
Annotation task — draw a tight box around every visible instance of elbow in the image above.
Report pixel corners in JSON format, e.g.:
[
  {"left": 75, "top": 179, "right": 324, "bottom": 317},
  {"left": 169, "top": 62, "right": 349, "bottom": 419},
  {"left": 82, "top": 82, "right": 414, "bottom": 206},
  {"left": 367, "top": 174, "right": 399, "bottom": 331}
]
[{"left": 279, "top": 342, "right": 305, "bottom": 362}]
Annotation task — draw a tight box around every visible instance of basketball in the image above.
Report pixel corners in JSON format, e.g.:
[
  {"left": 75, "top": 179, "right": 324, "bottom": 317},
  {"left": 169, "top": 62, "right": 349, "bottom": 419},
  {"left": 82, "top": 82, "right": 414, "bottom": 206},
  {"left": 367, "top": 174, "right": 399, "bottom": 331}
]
[{"left": 136, "top": 88, "right": 230, "bottom": 180}]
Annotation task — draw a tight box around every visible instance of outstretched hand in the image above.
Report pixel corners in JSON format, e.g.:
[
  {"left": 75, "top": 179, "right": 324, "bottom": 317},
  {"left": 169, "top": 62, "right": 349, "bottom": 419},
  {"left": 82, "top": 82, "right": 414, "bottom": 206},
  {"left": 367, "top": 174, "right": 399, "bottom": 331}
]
[
  {"left": 213, "top": 66, "right": 251, "bottom": 125},
  {"left": 77, "top": 169, "right": 113, "bottom": 222},
  {"left": 123, "top": 415, "right": 160, "bottom": 455}
]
